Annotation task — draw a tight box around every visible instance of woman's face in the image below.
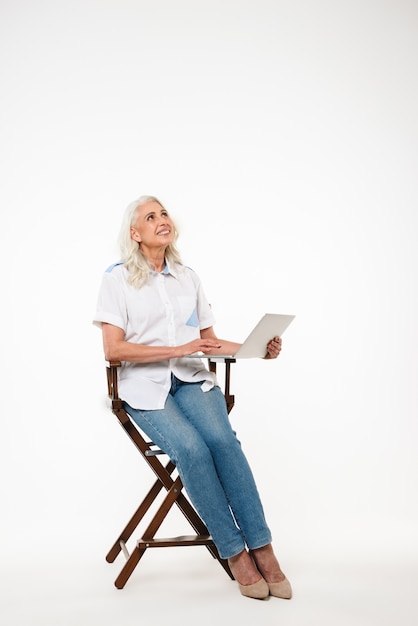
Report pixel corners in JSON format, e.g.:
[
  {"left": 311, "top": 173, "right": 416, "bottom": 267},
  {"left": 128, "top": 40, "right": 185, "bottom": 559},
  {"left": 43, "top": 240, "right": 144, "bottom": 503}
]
[{"left": 130, "top": 200, "right": 175, "bottom": 252}]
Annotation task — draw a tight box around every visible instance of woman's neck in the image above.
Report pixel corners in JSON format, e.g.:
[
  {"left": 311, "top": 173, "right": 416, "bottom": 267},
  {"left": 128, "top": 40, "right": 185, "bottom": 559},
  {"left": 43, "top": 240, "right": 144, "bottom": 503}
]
[
  {"left": 151, "top": 260, "right": 166, "bottom": 273},
  {"left": 145, "top": 252, "right": 166, "bottom": 273},
  {"left": 140, "top": 244, "right": 167, "bottom": 273}
]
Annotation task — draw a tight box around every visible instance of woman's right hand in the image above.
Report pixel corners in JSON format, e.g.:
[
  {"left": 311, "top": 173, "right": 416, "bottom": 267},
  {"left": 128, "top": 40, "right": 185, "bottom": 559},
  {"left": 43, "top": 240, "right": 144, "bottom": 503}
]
[{"left": 178, "top": 337, "right": 222, "bottom": 357}]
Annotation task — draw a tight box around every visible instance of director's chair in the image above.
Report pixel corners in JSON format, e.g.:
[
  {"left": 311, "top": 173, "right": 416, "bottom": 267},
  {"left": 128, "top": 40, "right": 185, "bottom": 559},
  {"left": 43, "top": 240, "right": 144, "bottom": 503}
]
[{"left": 105, "top": 358, "right": 236, "bottom": 589}]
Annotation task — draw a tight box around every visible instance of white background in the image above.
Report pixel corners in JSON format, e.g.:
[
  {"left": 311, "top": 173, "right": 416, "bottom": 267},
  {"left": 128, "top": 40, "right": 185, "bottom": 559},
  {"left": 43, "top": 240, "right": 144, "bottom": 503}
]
[{"left": 1, "top": 1, "right": 417, "bottom": 625}]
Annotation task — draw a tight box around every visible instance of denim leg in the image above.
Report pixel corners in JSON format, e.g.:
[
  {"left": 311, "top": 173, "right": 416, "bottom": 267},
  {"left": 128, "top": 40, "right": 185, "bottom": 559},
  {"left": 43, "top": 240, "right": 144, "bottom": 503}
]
[
  {"left": 124, "top": 380, "right": 271, "bottom": 559},
  {"left": 173, "top": 382, "right": 272, "bottom": 552}
]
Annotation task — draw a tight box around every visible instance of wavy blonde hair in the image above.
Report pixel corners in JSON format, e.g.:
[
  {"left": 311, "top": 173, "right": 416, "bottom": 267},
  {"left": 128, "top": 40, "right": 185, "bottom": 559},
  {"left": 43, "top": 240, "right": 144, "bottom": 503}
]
[{"left": 118, "top": 195, "right": 182, "bottom": 288}]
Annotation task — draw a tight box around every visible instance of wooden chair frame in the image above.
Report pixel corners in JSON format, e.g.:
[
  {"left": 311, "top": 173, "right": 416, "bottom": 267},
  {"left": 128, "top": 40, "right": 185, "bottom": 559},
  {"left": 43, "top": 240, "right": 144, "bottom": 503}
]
[{"left": 105, "top": 358, "right": 236, "bottom": 589}]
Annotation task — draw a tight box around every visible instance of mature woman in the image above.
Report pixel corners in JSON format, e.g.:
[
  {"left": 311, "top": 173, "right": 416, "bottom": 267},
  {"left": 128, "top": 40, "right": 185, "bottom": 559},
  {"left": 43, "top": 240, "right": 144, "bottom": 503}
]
[{"left": 94, "top": 195, "right": 292, "bottom": 600}]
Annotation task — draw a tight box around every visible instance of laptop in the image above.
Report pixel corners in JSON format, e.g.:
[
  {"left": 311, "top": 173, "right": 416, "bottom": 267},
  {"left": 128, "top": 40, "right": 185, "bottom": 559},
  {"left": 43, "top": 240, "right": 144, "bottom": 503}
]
[{"left": 186, "top": 313, "right": 295, "bottom": 359}]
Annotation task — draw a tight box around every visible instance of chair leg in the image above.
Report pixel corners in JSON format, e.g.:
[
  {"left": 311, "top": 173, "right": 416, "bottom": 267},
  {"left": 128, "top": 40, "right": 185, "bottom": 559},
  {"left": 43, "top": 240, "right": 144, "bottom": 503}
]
[
  {"left": 106, "top": 461, "right": 176, "bottom": 563},
  {"left": 114, "top": 545, "right": 146, "bottom": 589},
  {"left": 112, "top": 475, "right": 182, "bottom": 589}
]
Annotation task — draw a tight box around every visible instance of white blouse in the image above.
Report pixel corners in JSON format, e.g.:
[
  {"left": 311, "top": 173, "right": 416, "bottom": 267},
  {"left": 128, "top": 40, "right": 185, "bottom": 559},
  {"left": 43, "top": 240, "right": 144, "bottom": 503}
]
[{"left": 93, "top": 260, "right": 217, "bottom": 409}]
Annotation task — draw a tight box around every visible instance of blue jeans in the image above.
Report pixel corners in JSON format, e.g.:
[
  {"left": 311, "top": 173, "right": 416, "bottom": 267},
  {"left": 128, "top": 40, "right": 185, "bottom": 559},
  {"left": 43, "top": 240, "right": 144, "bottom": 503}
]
[{"left": 124, "top": 375, "right": 272, "bottom": 560}]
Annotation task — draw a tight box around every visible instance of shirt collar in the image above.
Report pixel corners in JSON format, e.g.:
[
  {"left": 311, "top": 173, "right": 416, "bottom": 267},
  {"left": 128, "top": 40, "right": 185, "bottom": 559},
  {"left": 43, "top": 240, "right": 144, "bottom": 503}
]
[
  {"left": 165, "top": 259, "right": 179, "bottom": 278},
  {"left": 153, "top": 259, "right": 178, "bottom": 278}
]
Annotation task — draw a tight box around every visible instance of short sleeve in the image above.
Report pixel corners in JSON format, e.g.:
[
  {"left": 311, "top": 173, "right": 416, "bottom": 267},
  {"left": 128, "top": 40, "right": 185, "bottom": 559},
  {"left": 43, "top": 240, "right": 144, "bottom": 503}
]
[
  {"left": 193, "top": 272, "right": 216, "bottom": 330},
  {"left": 93, "top": 270, "right": 127, "bottom": 331}
]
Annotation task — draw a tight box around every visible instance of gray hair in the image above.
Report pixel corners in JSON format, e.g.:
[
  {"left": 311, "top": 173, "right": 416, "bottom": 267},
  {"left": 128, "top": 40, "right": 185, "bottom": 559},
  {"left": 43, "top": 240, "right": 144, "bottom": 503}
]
[{"left": 118, "top": 195, "right": 182, "bottom": 287}]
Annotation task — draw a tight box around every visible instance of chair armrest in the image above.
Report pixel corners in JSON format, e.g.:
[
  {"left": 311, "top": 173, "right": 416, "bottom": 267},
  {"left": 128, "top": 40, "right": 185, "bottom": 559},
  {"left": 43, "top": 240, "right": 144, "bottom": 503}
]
[
  {"left": 106, "top": 360, "right": 121, "bottom": 400},
  {"left": 207, "top": 357, "right": 236, "bottom": 414}
]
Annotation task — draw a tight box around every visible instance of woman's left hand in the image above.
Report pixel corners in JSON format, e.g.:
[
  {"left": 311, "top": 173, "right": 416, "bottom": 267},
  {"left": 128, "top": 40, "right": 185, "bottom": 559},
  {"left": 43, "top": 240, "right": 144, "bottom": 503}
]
[{"left": 264, "top": 336, "right": 282, "bottom": 359}]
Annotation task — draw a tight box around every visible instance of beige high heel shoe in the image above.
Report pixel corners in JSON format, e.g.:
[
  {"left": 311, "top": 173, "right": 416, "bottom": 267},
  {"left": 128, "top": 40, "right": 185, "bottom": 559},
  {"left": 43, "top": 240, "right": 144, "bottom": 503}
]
[
  {"left": 267, "top": 577, "right": 292, "bottom": 599},
  {"left": 237, "top": 577, "right": 270, "bottom": 600},
  {"left": 227, "top": 557, "right": 270, "bottom": 600},
  {"left": 248, "top": 548, "right": 292, "bottom": 599}
]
